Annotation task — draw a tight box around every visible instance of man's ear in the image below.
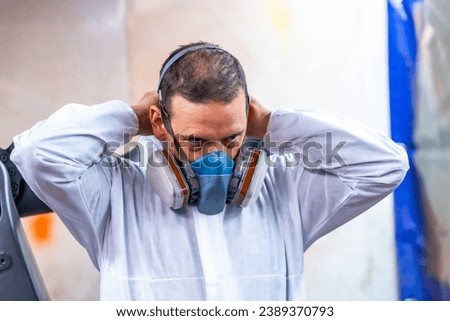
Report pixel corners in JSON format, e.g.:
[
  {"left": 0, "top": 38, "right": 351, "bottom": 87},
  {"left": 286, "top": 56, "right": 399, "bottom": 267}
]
[{"left": 150, "top": 106, "right": 166, "bottom": 141}]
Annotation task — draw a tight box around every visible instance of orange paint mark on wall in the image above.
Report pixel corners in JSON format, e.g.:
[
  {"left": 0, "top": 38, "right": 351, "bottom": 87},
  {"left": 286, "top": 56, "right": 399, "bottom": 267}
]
[
  {"left": 265, "top": 0, "right": 292, "bottom": 33},
  {"left": 29, "top": 212, "right": 55, "bottom": 245}
]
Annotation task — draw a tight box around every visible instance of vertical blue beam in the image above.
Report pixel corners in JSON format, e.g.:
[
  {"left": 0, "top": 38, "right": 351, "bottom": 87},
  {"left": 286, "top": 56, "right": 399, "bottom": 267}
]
[{"left": 387, "top": 0, "right": 429, "bottom": 300}]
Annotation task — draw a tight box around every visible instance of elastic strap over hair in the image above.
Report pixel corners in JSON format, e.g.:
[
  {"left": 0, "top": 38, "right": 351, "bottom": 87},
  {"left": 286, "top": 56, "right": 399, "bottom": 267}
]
[
  {"left": 157, "top": 44, "right": 222, "bottom": 95},
  {"left": 157, "top": 43, "right": 249, "bottom": 118},
  {"left": 156, "top": 44, "right": 223, "bottom": 205},
  {"left": 156, "top": 43, "right": 247, "bottom": 206}
]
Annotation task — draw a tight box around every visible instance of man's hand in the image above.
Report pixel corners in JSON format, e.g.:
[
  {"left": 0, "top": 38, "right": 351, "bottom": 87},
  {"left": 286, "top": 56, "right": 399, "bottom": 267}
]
[
  {"left": 246, "top": 97, "right": 271, "bottom": 139},
  {"left": 131, "top": 91, "right": 159, "bottom": 136}
]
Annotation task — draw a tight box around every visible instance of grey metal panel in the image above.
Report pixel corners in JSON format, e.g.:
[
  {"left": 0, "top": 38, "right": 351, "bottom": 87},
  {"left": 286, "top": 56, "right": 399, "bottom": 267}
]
[{"left": 0, "top": 161, "right": 49, "bottom": 300}]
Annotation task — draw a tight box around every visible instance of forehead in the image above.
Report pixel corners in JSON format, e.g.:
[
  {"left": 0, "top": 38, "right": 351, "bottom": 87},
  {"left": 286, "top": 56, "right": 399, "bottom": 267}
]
[{"left": 169, "top": 91, "right": 247, "bottom": 140}]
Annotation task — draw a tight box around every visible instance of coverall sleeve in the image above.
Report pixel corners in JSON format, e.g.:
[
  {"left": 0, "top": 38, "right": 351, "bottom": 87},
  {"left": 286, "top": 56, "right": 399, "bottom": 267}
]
[
  {"left": 10, "top": 101, "right": 138, "bottom": 268},
  {"left": 266, "top": 109, "right": 409, "bottom": 250}
]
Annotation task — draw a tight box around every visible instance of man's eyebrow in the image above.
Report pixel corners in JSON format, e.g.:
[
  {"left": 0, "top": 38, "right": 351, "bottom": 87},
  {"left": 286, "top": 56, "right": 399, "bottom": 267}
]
[
  {"left": 178, "top": 134, "right": 205, "bottom": 142},
  {"left": 225, "top": 129, "right": 245, "bottom": 138},
  {"left": 179, "top": 129, "right": 245, "bottom": 142}
]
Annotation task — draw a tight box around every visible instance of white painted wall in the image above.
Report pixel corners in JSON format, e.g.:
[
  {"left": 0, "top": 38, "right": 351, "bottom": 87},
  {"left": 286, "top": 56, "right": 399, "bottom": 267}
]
[{"left": 0, "top": 0, "right": 398, "bottom": 300}]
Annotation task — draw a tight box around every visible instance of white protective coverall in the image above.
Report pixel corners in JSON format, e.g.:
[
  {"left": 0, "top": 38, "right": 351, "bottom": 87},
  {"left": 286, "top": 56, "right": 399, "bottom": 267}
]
[{"left": 11, "top": 101, "right": 409, "bottom": 300}]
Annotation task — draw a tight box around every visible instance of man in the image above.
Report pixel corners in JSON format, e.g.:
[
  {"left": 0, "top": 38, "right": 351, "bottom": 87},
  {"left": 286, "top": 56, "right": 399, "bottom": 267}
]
[{"left": 11, "top": 42, "right": 409, "bottom": 300}]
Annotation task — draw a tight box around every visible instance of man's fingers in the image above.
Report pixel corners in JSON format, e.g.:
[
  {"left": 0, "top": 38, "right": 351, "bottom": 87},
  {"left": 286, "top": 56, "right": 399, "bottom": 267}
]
[{"left": 140, "top": 91, "right": 159, "bottom": 108}]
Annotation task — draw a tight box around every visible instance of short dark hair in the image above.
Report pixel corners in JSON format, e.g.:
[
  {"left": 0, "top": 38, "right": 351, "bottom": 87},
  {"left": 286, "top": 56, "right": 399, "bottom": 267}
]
[{"left": 158, "top": 41, "right": 248, "bottom": 115}]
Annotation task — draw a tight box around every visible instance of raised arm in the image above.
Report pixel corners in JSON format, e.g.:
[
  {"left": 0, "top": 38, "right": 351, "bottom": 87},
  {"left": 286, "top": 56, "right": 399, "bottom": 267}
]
[
  {"left": 262, "top": 104, "right": 409, "bottom": 249},
  {"left": 11, "top": 100, "right": 139, "bottom": 268}
]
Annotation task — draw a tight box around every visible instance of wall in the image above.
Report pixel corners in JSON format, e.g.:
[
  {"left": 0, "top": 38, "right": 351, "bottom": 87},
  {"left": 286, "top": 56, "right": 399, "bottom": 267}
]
[
  {"left": 0, "top": 0, "right": 129, "bottom": 300},
  {"left": 0, "top": 0, "right": 397, "bottom": 300}
]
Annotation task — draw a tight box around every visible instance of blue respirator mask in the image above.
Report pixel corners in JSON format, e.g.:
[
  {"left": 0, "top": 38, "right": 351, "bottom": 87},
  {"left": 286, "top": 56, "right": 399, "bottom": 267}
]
[
  {"left": 145, "top": 43, "right": 268, "bottom": 214},
  {"left": 146, "top": 141, "right": 268, "bottom": 215},
  {"left": 190, "top": 150, "right": 235, "bottom": 214}
]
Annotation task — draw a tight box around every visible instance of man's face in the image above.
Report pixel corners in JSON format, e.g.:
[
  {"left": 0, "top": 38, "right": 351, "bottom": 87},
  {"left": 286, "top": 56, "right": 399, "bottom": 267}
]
[{"left": 164, "top": 89, "right": 248, "bottom": 162}]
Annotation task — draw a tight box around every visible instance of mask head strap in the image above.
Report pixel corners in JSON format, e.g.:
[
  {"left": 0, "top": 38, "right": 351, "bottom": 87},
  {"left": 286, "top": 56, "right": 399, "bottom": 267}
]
[
  {"left": 156, "top": 44, "right": 250, "bottom": 206},
  {"left": 157, "top": 43, "right": 249, "bottom": 122},
  {"left": 157, "top": 43, "right": 221, "bottom": 99},
  {"left": 157, "top": 44, "right": 222, "bottom": 144},
  {"left": 157, "top": 45, "right": 221, "bottom": 206}
]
